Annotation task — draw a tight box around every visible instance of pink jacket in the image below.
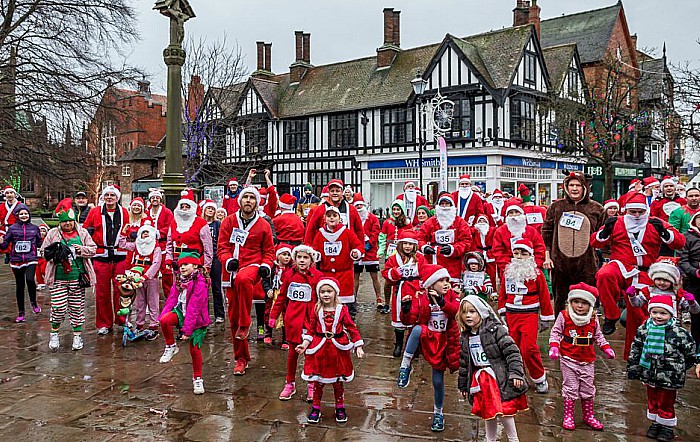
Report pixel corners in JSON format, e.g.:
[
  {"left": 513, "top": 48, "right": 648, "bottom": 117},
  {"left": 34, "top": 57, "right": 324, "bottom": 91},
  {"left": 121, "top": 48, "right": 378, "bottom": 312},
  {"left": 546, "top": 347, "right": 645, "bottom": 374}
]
[
  {"left": 160, "top": 273, "right": 211, "bottom": 336},
  {"left": 40, "top": 226, "right": 97, "bottom": 287}
]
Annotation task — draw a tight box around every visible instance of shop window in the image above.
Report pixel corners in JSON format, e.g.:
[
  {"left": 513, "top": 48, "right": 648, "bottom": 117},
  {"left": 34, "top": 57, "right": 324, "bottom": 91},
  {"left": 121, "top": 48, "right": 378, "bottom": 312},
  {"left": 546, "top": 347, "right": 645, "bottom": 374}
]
[
  {"left": 370, "top": 169, "right": 393, "bottom": 181},
  {"left": 284, "top": 119, "right": 309, "bottom": 152},
  {"left": 510, "top": 98, "right": 536, "bottom": 143},
  {"left": 329, "top": 113, "right": 357, "bottom": 149},
  {"left": 395, "top": 168, "right": 418, "bottom": 180},
  {"left": 381, "top": 108, "right": 414, "bottom": 145}
]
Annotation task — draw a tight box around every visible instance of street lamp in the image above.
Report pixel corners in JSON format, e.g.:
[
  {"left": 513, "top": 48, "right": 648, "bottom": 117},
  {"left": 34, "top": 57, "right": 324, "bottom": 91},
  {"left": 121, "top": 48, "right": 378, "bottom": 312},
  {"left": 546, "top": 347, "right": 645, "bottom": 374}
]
[{"left": 411, "top": 72, "right": 428, "bottom": 192}]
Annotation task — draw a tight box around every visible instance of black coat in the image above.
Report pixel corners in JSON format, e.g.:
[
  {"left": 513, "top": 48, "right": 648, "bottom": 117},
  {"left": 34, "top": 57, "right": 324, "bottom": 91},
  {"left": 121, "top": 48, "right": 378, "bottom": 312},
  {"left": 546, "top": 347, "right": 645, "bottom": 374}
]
[
  {"left": 458, "top": 315, "right": 528, "bottom": 404},
  {"left": 678, "top": 228, "right": 700, "bottom": 295}
]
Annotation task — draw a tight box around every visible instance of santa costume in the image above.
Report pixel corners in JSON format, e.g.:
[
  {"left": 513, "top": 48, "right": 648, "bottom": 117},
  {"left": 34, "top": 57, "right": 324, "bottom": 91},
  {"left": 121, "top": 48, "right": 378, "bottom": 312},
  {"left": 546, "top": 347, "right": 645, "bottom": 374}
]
[
  {"left": 591, "top": 192, "right": 684, "bottom": 359},
  {"left": 450, "top": 174, "right": 485, "bottom": 226},
  {"left": 491, "top": 203, "right": 546, "bottom": 275},
  {"left": 627, "top": 259, "right": 700, "bottom": 317},
  {"left": 378, "top": 199, "right": 413, "bottom": 259},
  {"left": 519, "top": 184, "right": 547, "bottom": 234},
  {"left": 395, "top": 181, "right": 430, "bottom": 225},
  {"left": 165, "top": 189, "right": 213, "bottom": 270},
  {"left": 0, "top": 185, "right": 19, "bottom": 236},
  {"left": 354, "top": 194, "right": 380, "bottom": 268},
  {"left": 273, "top": 193, "right": 305, "bottom": 246},
  {"left": 485, "top": 189, "right": 506, "bottom": 226},
  {"left": 650, "top": 176, "right": 686, "bottom": 222},
  {"left": 471, "top": 214, "right": 497, "bottom": 288},
  {"left": 222, "top": 177, "right": 241, "bottom": 214},
  {"left": 146, "top": 188, "right": 175, "bottom": 296},
  {"left": 417, "top": 193, "right": 472, "bottom": 281},
  {"left": 304, "top": 179, "right": 364, "bottom": 245},
  {"left": 497, "top": 238, "right": 554, "bottom": 389}
]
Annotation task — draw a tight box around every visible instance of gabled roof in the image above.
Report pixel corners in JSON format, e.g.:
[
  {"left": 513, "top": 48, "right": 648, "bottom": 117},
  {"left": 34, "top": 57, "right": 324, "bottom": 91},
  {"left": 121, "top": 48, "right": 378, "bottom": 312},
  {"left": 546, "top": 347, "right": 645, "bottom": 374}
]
[
  {"left": 116, "top": 146, "right": 162, "bottom": 162},
  {"left": 207, "top": 82, "right": 246, "bottom": 119},
  {"left": 111, "top": 87, "right": 167, "bottom": 108},
  {"left": 638, "top": 57, "right": 670, "bottom": 102},
  {"left": 540, "top": 3, "right": 620, "bottom": 65},
  {"left": 542, "top": 44, "right": 576, "bottom": 92},
  {"left": 251, "top": 76, "right": 287, "bottom": 119}
]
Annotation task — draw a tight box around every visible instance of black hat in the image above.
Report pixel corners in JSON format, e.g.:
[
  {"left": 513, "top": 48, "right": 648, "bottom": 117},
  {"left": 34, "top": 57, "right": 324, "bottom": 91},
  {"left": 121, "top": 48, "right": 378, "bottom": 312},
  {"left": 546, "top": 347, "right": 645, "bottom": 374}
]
[{"left": 74, "top": 191, "right": 87, "bottom": 198}]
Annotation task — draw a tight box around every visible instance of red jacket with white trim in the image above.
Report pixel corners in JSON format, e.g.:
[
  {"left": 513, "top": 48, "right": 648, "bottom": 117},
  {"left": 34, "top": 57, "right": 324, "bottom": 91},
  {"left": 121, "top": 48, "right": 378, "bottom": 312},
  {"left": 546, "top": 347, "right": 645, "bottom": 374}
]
[
  {"left": 218, "top": 211, "right": 276, "bottom": 284},
  {"left": 83, "top": 205, "right": 129, "bottom": 260},
  {"left": 360, "top": 212, "right": 380, "bottom": 264},
  {"left": 273, "top": 210, "right": 305, "bottom": 244},
  {"left": 417, "top": 216, "right": 472, "bottom": 279},
  {"left": 497, "top": 267, "right": 553, "bottom": 320},
  {"left": 491, "top": 224, "right": 546, "bottom": 271}
]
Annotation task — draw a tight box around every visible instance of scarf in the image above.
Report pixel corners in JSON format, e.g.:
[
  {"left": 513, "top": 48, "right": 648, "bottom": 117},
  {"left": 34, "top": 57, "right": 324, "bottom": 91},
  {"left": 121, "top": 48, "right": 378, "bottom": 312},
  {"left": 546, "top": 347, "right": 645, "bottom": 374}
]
[
  {"left": 177, "top": 270, "right": 198, "bottom": 292},
  {"left": 567, "top": 303, "right": 593, "bottom": 327},
  {"left": 640, "top": 317, "right": 673, "bottom": 369}
]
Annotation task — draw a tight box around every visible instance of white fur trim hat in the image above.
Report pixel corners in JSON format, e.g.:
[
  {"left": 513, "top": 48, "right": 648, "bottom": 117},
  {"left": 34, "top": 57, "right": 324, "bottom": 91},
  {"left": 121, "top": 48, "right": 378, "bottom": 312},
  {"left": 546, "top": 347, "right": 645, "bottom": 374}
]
[
  {"left": 421, "top": 264, "right": 451, "bottom": 289},
  {"left": 200, "top": 199, "right": 217, "bottom": 212},
  {"left": 567, "top": 283, "right": 598, "bottom": 306},
  {"left": 648, "top": 295, "right": 675, "bottom": 317},
  {"left": 512, "top": 238, "right": 534, "bottom": 255},
  {"left": 292, "top": 244, "right": 320, "bottom": 262},
  {"left": 648, "top": 260, "right": 681, "bottom": 285},
  {"left": 101, "top": 184, "right": 121, "bottom": 200},
  {"left": 504, "top": 205, "right": 524, "bottom": 216},
  {"left": 317, "top": 277, "right": 340, "bottom": 295},
  {"left": 237, "top": 186, "right": 261, "bottom": 206},
  {"left": 148, "top": 188, "right": 163, "bottom": 200}
]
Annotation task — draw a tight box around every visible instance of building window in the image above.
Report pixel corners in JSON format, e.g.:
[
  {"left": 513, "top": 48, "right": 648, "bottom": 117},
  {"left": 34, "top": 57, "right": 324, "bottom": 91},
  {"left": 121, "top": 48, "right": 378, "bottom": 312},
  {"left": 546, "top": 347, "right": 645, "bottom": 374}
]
[
  {"left": 328, "top": 113, "right": 357, "bottom": 149},
  {"left": 101, "top": 120, "right": 116, "bottom": 166},
  {"left": 284, "top": 119, "right": 309, "bottom": 152},
  {"left": 381, "top": 108, "right": 414, "bottom": 145},
  {"left": 308, "top": 171, "right": 337, "bottom": 188},
  {"left": 510, "top": 98, "right": 536, "bottom": 143},
  {"left": 244, "top": 120, "right": 268, "bottom": 156},
  {"left": 21, "top": 178, "right": 35, "bottom": 193},
  {"left": 225, "top": 126, "right": 239, "bottom": 162},
  {"left": 121, "top": 164, "right": 131, "bottom": 177},
  {"left": 524, "top": 53, "right": 536, "bottom": 84},
  {"left": 626, "top": 85, "right": 631, "bottom": 107},
  {"left": 446, "top": 98, "right": 473, "bottom": 139},
  {"left": 651, "top": 143, "right": 661, "bottom": 169},
  {"left": 567, "top": 69, "right": 579, "bottom": 98}
]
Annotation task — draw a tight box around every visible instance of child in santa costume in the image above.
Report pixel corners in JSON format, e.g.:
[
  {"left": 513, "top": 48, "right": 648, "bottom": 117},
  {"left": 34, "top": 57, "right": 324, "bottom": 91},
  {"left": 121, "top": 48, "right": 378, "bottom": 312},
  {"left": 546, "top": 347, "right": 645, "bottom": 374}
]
[
  {"left": 497, "top": 238, "right": 554, "bottom": 394},
  {"left": 472, "top": 214, "right": 497, "bottom": 285},
  {"left": 0, "top": 185, "right": 19, "bottom": 238},
  {"left": 273, "top": 194, "right": 305, "bottom": 246},
  {"left": 158, "top": 251, "right": 211, "bottom": 395},
  {"left": 146, "top": 188, "right": 175, "bottom": 297},
  {"left": 298, "top": 277, "right": 364, "bottom": 424},
  {"left": 457, "top": 295, "right": 528, "bottom": 442},
  {"left": 263, "top": 244, "right": 294, "bottom": 347},
  {"left": 627, "top": 295, "right": 697, "bottom": 442},
  {"left": 310, "top": 205, "right": 363, "bottom": 317},
  {"left": 353, "top": 195, "right": 382, "bottom": 309},
  {"left": 118, "top": 221, "right": 162, "bottom": 336},
  {"left": 417, "top": 192, "right": 472, "bottom": 282},
  {"left": 460, "top": 252, "right": 493, "bottom": 303},
  {"left": 382, "top": 230, "right": 427, "bottom": 358},
  {"left": 548, "top": 283, "right": 615, "bottom": 431},
  {"left": 626, "top": 259, "right": 700, "bottom": 317},
  {"left": 397, "top": 264, "right": 460, "bottom": 432},
  {"left": 492, "top": 203, "right": 546, "bottom": 276},
  {"left": 269, "top": 244, "right": 322, "bottom": 402}
]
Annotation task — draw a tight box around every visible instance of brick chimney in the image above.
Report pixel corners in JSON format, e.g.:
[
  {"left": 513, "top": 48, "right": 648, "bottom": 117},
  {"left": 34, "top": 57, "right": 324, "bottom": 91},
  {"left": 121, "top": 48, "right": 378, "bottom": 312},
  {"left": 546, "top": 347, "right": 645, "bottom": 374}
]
[
  {"left": 252, "top": 41, "right": 274, "bottom": 78},
  {"left": 187, "top": 75, "right": 204, "bottom": 121},
  {"left": 513, "top": 0, "right": 530, "bottom": 26},
  {"left": 137, "top": 78, "right": 151, "bottom": 100},
  {"left": 377, "top": 8, "right": 401, "bottom": 69},
  {"left": 290, "top": 31, "right": 312, "bottom": 84},
  {"left": 528, "top": 0, "right": 541, "bottom": 40}
]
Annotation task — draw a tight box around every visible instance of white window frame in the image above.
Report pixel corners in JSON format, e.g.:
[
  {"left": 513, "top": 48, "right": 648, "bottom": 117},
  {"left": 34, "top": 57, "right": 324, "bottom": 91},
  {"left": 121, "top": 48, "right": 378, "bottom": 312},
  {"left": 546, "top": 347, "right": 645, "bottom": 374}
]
[
  {"left": 101, "top": 120, "right": 116, "bottom": 166},
  {"left": 121, "top": 164, "right": 131, "bottom": 177}
]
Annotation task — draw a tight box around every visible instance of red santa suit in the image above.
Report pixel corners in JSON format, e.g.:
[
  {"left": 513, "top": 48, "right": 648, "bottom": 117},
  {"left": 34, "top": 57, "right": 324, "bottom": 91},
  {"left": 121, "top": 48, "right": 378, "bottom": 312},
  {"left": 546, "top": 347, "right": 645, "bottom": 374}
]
[
  {"left": 222, "top": 177, "right": 241, "bottom": 214},
  {"left": 304, "top": 198, "right": 364, "bottom": 245},
  {"left": 451, "top": 175, "right": 485, "bottom": 226},
  {"left": 165, "top": 215, "right": 212, "bottom": 268},
  {"left": 497, "top": 239, "right": 554, "bottom": 384},
  {"left": 270, "top": 266, "right": 321, "bottom": 345},
  {"left": 356, "top": 198, "right": 380, "bottom": 266},
  {"left": 311, "top": 223, "right": 363, "bottom": 304},
  {"left": 0, "top": 195, "right": 18, "bottom": 235},
  {"left": 650, "top": 196, "right": 686, "bottom": 222},
  {"left": 485, "top": 189, "right": 506, "bottom": 226},
  {"left": 491, "top": 204, "right": 546, "bottom": 275},
  {"left": 472, "top": 214, "right": 497, "bottom": 286},
  {"left": 382, "top": 248, "right": 427, "bottom": 329},
  {"left": 395, "top": 180, "right": 430, "bottom": 225},
  {"left": 259, "top": 186, "right": 279, "bottom": 219},
  {"left": 273, "top": 194, "right": 305, "bottom": 246},
  {"left": 591, "top": 192, "right": 685, "bottom": 359},
  {"left": 523, "top": 205, "right": 548, "bottom": 234}
]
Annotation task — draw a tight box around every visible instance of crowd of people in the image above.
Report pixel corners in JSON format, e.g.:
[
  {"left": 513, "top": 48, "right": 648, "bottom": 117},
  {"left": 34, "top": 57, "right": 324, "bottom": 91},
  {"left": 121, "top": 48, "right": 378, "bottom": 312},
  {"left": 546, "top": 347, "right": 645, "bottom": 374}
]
[{"left": 1, "top": 170, "right": 700, "bottom": 441}]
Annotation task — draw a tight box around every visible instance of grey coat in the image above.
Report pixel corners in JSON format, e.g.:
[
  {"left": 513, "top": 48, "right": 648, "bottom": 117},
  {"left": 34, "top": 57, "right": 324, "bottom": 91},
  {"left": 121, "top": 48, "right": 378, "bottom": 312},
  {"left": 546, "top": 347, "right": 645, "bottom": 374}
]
[{"left": 458, "top": 315, "right": 528, "bottom": 404}]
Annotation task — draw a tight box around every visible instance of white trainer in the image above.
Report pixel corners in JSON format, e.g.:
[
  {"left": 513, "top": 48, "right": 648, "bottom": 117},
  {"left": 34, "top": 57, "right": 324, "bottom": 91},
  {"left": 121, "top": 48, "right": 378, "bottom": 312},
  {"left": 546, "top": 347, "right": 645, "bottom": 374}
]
[
  {"left": 97, "top": 327, "right": 110, "bottom": 335},
  {"left": 49, "top": 332, "right": 60, "bottom": 351},
  {"left": 159, "top": 345, "right": 179, "bottom": 363},
  {"left": 72, "top": 334, "right": 83, "bottom": 351},
  {"left": 193, "top": 377, "right": 205, "bottom": 395}
]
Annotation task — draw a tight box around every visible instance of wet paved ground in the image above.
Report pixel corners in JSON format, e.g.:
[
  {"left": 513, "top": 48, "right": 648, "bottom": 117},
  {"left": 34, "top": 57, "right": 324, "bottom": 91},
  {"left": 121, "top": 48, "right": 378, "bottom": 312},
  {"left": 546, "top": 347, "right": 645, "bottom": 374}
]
[{"left": 1, "top": 265, "right": 700, "bottom": 441}]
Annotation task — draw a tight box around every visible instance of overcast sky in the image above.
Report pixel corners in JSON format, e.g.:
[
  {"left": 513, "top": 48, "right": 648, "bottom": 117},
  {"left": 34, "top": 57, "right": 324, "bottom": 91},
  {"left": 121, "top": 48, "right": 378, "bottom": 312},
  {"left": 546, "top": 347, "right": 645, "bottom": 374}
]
[{"left": 131, "top": 0, "right": 700, "bottom": 93}]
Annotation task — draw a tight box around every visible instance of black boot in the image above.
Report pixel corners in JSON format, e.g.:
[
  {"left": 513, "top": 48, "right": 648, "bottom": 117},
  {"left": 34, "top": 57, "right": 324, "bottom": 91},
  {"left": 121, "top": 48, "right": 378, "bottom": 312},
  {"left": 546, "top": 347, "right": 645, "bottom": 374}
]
[
  {"left": 656, "top": 425, "right": 674, "bottom": 442},
  {"left": 392, "top": 329, "right": 405, "bottom": 358},
  {"left": 602, "top": 318, "right": 618, "bottom": 335},
  {"left": 646, "top": 423, "right": 661, "bottom": 439}
]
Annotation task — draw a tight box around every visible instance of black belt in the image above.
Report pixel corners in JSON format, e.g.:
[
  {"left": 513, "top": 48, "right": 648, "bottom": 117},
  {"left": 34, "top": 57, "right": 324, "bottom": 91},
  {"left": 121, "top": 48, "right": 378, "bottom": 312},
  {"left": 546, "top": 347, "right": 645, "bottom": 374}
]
[
  {"left": 316, "top": 331, "right": 345, "bottom": 339},
  {"left": 637, "top": 265, "right": 649, "bottom": 272},
  {"left": 563, "top": 336, "right": 592, "bottom": 346},
  {"left": 133, "top": 258, "right": 152, "bottom": 266},
  {"left": 401, "top": 276, "right": 419, "bottom": 281}
]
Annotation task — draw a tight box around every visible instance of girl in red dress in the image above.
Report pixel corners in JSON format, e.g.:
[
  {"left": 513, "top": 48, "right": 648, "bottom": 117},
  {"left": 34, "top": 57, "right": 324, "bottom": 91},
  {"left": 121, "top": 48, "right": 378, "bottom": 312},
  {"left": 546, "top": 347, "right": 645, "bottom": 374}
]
[
  {"left": 457, "top": 295, "right": 528, "bottom": 442},
  {"left": 297, "top": 277, "right": 364, "bottom": 424}
]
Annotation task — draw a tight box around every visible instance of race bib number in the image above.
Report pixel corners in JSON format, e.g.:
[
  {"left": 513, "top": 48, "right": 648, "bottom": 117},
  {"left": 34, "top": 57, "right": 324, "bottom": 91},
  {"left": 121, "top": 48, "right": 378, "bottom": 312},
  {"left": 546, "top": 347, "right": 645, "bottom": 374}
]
[
  {"left": 469, "top": 335, "right": 490, "bottom": 367},
  {"left": 435, "top": 229, "right": 454, "bottom": 245},
  {"left": 462, "top": 272, "right": 484, "bottom": 288},
  {"left": 428, "top": 310, "right": 448, "bottom": 332},
  {"left": 340, "top": 213, "right": 349, "bottom": 226},
  {"left": 467, "top": 215, "right": 475, "bottom": 226},
  {"left": 504, "top": 278, "right": 527, "bottom": 295},
  {"left": 324, "top": 241, "right": 342, "bottom": 256},
  {"left": 230, "top": 228, "right": 249, "bottom": 246},
  {"left": 303, "top": 208, "right": 310, "bottom": 216},
  {"left": 14, "top": 241, "right": 31, "bottom": 253},
  {"left": 559, "top": 212, "right": 584, "bottom": 231},
  {"left": 286, "top": 282, "right": 312, "bottom": 302},
  {"left": 630, "top": 238, "right": 647, "bottom": 257},
  {"left": 663, "top": 201, "right": 681, "bottom": 216},
  {"left": 387, "top": 243, "right": 397, "bottom": 257},
  {"left": 399, "top": 264, "right": 418, "bottom": 278},
  {"left": 526, "top": 212, "right": 544, "bottom": 225}
]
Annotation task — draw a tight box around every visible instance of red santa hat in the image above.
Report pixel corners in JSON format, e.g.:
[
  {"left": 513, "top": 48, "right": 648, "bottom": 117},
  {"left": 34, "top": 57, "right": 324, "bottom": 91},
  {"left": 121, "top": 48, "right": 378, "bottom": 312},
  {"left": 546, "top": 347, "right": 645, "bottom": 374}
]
[
  {"left": 491, "top": 189, "right": 503, "bottom": 198},
  {"left": 317, "top": 277, "right": 341, "bottom": 295},
  {"left": 352, "top": 194, "right": 366, "bottom": 207},
  {"left": 623, "top": 192, "right": 648, "bottom": 211},
  {"left": 148, "top": 188, "right": 163, "bottom": 200},
  {"left": 178, "top": 188, "right": 196, "bottom": 208},
  {"left": 137, "top": 220, "right": 158, "bottom": 240},
  {"left": 603, "top": 199, "right": 619, "bottom": 210},
  {"left": 677, "top": 182, "right": 686, "bottom": 190},
  {"left": 324, "top": 205, "right": 341, "bottom": 216},
  {"left": 276, "top": 243, "right": 293, "bottom": 257},
  {"left": 643, "top": 177, "right": 659, "bottom": 189},
  {"left": 628, "top": 178, "right": 641, "bottom": 190},
  {"left": 237, "top": 186, "right": 261, "bottom": 206},
  {"left": 568, "top": 283, "right": 598, "bottom": 306},
  {"left": 648, "top": 259, "right": 681, "bottom": 286},
  {"left": 503, "top": 201, "right": 524, "bottom": 216},
  {"left": 258, "top": 187, "right": 268, "bottom": 200},
  {"left": 54, "top": 198, "right": 74, "bottom": 220},
  {"left": 321, "top": 186, "right": 330, "bottom": 198},
  {"left": 227, "top": 177, "right": 239, "bottom": 187},
  {"left": 130, "top": 197, "right": 145, "bottom": 209},
  {"left": 327, "top": 179, "right": 344, "bottom": 189},
  {"left": 660, "top": 176, "right": 676, "bottom": 187},
  {"left": 397, "top": 229, "right": 419, "bottom": 245},
  {"left": 421, "top": 264, "right": 451, "bottom": 289},
  {"left": 101, "top": 184, "right": 121, "bottom": 200},
  {"left": 278, "top": 194, "right": 296, "bottom": 211},
  {"left": 437, "top": 192, "right": 454, "bottom": 206},
  {"left": 518, "top": 184, "right": 532, "bottom": 203},
  {"left": 458, "top": 174, "right": 471, "bottom": 185},
  {"left": 404, "top": 181, "right": 416, "bottom": 190},
  {"left": 292, "top": 244, "right": 320, "bottom": 262},
  {"left": 648, "top": 295, "right": 675, "bottom": 317},
  {"left": 512, "top": 238, "right": 534, "bottom": 255},
  {"left": 200, "top": 199, "right": 217, "bottom": 212},
  {"left": 38, "top": 223, "right": 50, "bottom": 233},
  {"left": 3, "top": 185, "right": 16, "bottom": 195}
]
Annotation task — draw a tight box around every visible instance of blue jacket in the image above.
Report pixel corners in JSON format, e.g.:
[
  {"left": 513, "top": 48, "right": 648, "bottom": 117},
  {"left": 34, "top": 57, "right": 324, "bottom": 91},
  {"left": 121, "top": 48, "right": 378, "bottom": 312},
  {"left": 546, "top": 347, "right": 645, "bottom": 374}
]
[{"left": 0, "top": 204, "right": 42, "bottom": 266}]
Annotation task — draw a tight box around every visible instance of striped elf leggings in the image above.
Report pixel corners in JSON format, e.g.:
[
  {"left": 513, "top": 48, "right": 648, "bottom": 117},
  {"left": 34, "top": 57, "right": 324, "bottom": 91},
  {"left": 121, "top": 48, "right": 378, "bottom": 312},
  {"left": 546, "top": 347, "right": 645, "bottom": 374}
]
[{"left": 49, "top": 280, "right": 85, "bottom": 332}]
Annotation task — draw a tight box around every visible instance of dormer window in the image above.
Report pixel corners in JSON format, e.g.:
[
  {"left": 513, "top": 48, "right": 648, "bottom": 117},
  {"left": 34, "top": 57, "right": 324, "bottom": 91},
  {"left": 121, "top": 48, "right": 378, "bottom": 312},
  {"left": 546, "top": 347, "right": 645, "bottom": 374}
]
[{"left": 524, "top": 53, "right": 537, "bottom": 85}]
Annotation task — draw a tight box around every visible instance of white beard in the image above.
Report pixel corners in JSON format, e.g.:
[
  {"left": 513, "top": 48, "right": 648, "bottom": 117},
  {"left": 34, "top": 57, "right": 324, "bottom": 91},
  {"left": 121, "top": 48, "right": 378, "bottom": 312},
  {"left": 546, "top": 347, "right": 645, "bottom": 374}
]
[
  {"left": 435, "top": 206, "right": 457, "bottom": 229},
  {"left": 358, "top": 207, "right": 368, "bottom": 222},
  {"left": 404, "top": 189, "right": 417, "bottom": 203},
  {"left": 624, "top": 213, "right": 649, "bottom": 234},
  {"left": 652, "top": 189, "right": 660, "bottom": 199},
  {"left": 135, "top": 235, "right": 156, "bottom": 256},
  {"left": 504, "top": 256, "right": 538, "bottom": 284},
  {"left": 491, "top": 198, "right": 504, "bottom": 213},
  {"left": 174, "top": 207, "right": 196, "bottom": 233},
  {"left": 567, "top": 303, "right": 593, "bottom": 327},
  {"left": 474, "top": 222, "right": 489, "bottom": 244},
  {"left": 458, "top": 187, "right": 472, "bottom": 200},
  {"left": 506, "top": 215, "right": 527, "bottom": 237}
]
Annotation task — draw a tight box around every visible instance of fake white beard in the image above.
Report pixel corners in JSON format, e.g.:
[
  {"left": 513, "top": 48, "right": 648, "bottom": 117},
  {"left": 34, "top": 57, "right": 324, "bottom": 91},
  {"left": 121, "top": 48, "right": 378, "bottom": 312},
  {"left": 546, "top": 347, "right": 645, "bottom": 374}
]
[
  {"left": 458, "top": 187, "right": 472, "bottom": 200},
  {"left": 491, "top": 198, "right": 504, "bottom": 212},
  {"left": 135, "top": 235, "right": 156, "bottom": 256},
  {"left": 567, "top": 303, "right": 593, "bottom": 327},
  {"left": 623, "top": 213, "right": 649, "bottom": 234},
  {"left": 504, "top": 256, "right": 538, "bottom": 283},
  {"left": 474, "top": 222, "right": 490, "bottom": 237},
  {"left": 506, "top": 214, "right": 527, "bottom": 237},
  {"left": 652, "top": 189, "right": 660, "bottom": 199},
  {"left": 357, "top": 207, "right": 369, "bottom": 222},
  {"left": 404, "top": 189, "right": 417, "bottom": 203},
  {"left": 435, "top": 206, "right": 457, "bottom": 229},
  {"left": 174, "top": 207, "right": 196, "bottom": 233}
]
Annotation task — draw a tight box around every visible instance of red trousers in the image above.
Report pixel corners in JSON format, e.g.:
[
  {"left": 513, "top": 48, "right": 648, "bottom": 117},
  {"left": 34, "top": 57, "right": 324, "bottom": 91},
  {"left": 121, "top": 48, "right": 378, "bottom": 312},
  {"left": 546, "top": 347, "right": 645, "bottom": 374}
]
[
  {"left": 226, "top": 266, "right": 261, "bottom": 362},
  {"left": 312, "top": 381, "right": 344, "bottom": 408},
  {"left": 647, "top": 385, "right": 677, "bottom": 427},
  {"left": 93, "top": 260, "right": 127, "bottom": 329},
  {"left": 160, "top": 311, "right": 203, "bottom": 378},
  {"left": 505, "top": 312, "right": 545, "bottom": 383},
  {"left": 161, "top": 265, "right": 173, "bottom": 298},
  {"left": 596, "top": 263, "right": 652, "bottom": 359},
  {"left": 286, "top": 343, "right": 301, "bottom": 383}
]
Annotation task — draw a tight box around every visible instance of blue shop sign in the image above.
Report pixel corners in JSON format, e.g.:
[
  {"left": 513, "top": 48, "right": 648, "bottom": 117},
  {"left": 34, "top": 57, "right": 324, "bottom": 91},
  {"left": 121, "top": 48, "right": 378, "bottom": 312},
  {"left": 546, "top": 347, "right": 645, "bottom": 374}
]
[
  {"left": 368, "top": 155, "right": 487, "bottom": 170},
  {"left": 501, "top": 155, "right": 583, "bottom": 171}
]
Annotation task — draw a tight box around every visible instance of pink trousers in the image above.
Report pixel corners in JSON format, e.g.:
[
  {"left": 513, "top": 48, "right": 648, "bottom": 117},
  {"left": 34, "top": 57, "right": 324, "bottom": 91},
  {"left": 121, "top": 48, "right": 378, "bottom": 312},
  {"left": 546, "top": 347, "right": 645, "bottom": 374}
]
[{"left": 560, "top": 357, "right": 596, "bottom": 401}]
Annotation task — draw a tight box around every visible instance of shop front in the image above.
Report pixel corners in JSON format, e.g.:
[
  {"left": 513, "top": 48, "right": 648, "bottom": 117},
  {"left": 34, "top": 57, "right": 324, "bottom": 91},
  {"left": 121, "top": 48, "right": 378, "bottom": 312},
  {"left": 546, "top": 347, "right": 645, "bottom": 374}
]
[{"left": 585, "top": 163, "right": 645, "bottom": 203}]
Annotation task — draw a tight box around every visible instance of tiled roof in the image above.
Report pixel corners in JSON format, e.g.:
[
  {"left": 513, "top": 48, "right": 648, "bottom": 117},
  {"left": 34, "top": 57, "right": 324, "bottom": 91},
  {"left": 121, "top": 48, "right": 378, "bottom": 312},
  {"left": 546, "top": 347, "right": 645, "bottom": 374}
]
[
  {"left": 112, "top": 87, "right": 168, "bottom": 108},
  {"left": 638, "top": 57, "right": 668, "bottom": 102},
  {"left": 540, "top": 3, "right": 620, "bottom": 65},
  {"left": 542, "top": 44, "right": 576, "bottom": 92},
  {"left": 251, "top": 76, "right": 288, "bottom": 119},
  {"left": 208, "top": 82, "right": 246, "bottom": 119},
  {"left": 117, "top": 146, "right": 162, "bottom": 162}
]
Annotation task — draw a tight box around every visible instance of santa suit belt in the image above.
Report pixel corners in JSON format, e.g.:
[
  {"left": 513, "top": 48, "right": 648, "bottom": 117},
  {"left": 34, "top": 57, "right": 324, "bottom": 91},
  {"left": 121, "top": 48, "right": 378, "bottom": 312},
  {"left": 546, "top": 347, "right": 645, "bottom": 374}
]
[
  {"left": 315, "top": 331, "right": 345, "bottom": 339},
  {"left": 401, "top": 276, "right": 420, "bottom": 282},
  {"left": 469, "top": 367, "right": 496, "bottom": 394},
  {"left": 562, "top": 336, "right": 592, "bottom": 346},
  {"left": 133, "top": 258, "right": 152, "bottom": 266}
]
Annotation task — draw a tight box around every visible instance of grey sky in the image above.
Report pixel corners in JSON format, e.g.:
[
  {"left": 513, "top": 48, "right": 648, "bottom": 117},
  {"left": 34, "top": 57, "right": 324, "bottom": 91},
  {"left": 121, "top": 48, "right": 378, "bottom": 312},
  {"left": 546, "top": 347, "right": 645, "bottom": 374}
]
[{"left": 131, "top": 0, "right": 700, "bottom": 94}]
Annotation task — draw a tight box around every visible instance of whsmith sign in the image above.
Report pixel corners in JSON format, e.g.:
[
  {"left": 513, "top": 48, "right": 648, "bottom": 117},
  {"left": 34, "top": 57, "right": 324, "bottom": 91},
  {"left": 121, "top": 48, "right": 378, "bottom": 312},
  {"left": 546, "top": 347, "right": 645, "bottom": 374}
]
[
  {"left": 501, "top": 156, "right": 584, "bottom": 171},
  {"left": 368, "top": 156, "right": 487, "bottom": 170}
]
